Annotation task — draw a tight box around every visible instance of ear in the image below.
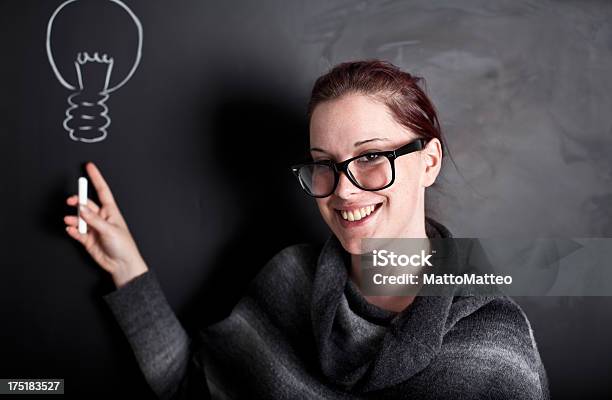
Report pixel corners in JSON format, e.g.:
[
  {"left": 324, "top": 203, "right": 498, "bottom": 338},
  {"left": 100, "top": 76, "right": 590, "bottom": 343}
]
[{"left": 421, "top": 138, "right": 443, "bottom": 187}]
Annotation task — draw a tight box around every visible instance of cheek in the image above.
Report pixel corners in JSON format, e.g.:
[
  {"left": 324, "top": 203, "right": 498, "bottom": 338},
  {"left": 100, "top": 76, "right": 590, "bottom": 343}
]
[
  {"left": 385, "top": 170, "right": 421, "bottom": 211},
  {"left": 315, "top": 199, "right": 332, "bottom": 218},
  {"left": 393, "top": 160, "right": 421, "bottom": 195}
]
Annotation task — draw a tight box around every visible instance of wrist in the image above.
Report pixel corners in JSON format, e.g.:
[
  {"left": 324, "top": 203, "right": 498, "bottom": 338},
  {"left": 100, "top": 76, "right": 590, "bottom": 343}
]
[{"left": 112, "top": 258, "right": 149, "bottom": 289}]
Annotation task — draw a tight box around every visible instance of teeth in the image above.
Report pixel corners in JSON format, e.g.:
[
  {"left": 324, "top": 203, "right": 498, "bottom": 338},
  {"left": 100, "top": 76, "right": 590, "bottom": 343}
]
[{"left": 339, "top": 204, "right": 378, "bottom": 221}]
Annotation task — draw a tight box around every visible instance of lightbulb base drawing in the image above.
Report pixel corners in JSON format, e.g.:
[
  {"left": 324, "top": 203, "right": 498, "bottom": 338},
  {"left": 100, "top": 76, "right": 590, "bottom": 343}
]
[
  {"left": 63, "top": 51, "right": 114, "bottom": 143},
  {"left": 64, "top": 91, "right": 110, "bottom": 143},
  {"left": 46, "top": 0, "right": 142, "bottom": 144}
]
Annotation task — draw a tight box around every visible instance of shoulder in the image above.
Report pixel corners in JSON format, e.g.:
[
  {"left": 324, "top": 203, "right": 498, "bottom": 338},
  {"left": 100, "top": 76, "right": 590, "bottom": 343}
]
[
  {"left": 232, "top": 242, "right": 322, "bottom": 335},
  {"left": 434, "top": 296, "right": 549, "bottom": 399},
  {"left": 246, "top": 242, "right": 321, "bottom": 297},
  {"left": 447, "top": 296, "right": 536, "bottom": 345},
  {"left": 445, "top": 295, "right": 542, "bottom": 361},
  {"left": 261, "top": 242, "right": 320, "bottom": 278}
]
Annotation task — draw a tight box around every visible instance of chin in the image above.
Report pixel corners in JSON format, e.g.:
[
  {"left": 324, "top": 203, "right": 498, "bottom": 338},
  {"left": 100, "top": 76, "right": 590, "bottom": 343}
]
[{"left": 335, "top": 233, "right": 363, "bottom": 255}]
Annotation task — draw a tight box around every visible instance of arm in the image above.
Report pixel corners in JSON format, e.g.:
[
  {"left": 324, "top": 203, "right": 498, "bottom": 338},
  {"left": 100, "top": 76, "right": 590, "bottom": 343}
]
[
  {"left": 62, "top": 163, "right": 211, "bottom": 398},
  {"left": 102, "top": 269, "right": 211, "bottom": 400}
]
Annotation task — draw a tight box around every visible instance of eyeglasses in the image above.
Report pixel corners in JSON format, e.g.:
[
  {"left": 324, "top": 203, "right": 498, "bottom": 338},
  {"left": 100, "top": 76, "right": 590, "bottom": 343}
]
[{"left": 290, "top": 138, "right": 426, "bottom": 198}]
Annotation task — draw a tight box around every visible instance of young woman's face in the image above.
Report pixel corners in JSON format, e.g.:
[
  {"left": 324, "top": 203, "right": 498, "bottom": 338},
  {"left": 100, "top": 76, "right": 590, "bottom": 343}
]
[{"left": 309, "top": 92, "right": 442, "bottom": 254}]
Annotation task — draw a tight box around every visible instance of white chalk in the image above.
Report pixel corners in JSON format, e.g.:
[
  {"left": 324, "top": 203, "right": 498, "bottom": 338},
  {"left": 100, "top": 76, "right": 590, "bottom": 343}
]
[{"left": 78, "top": 177, "right": 88, "bottom": 234}]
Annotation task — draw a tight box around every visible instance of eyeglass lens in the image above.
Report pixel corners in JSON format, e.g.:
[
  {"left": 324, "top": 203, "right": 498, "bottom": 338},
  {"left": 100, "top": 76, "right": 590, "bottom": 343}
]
[{"left": 298, "top": 155, "right": 393, "bottom": 196}]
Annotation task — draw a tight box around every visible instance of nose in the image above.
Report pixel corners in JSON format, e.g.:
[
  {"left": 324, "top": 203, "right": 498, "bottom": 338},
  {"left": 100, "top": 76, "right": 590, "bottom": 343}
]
[{"left": 334, "top": 170, "right": 360, "bottom": 199}]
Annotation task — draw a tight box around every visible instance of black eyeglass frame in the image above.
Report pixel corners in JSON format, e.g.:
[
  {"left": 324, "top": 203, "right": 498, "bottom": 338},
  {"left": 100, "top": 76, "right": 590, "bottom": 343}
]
[{"left": 290, "top": 138, "right": 427, "bottom": 198}]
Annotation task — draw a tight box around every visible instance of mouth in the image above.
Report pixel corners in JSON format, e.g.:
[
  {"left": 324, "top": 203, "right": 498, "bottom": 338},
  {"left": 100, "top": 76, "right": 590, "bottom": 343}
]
[{"left": 334, "top": 202, "right": 383, "bottom": 228}]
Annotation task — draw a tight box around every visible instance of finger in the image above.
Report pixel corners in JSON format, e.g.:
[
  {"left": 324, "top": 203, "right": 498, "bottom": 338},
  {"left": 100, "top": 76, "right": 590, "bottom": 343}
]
[
  {"left": 85, "top": 162, "right": 118, "bottom": 209},
  {"left": 64, "top": 215, "right": 79, "bottom": 227},
  {"left": 66, "top": 195, "right": 101, "bottom": 213},
  {"left": 78, "top": 204, "right": 112, "bottom": 235},
  {"left": 65, "top": 225, "right": 88, "bottom": 245}
]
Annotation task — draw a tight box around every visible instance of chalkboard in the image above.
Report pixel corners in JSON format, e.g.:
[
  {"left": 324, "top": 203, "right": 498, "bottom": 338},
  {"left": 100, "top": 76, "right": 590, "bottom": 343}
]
[
  {"left": 2, "top": 1, "right": 612, "bottom": 398},
  {"left": 1, "top": 1, "right": 324, "bottom": 396}
]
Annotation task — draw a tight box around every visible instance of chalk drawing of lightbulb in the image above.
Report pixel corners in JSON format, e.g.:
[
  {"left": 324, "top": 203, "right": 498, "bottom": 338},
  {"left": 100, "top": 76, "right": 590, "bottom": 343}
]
[{"left": 46, "top": 0, "right": 143, "bottom": 143}]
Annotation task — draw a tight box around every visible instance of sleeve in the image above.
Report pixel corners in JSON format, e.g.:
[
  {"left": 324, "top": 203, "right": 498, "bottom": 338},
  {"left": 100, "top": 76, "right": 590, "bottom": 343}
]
[{"left": 102, "top": 269, "right": 211, "bottom": 400}]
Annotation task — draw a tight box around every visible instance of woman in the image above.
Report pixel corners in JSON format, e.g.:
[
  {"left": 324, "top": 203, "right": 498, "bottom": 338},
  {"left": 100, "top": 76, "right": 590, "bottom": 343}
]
[{"left": 64, "top": 60, "right": 549, "bottom": 399}]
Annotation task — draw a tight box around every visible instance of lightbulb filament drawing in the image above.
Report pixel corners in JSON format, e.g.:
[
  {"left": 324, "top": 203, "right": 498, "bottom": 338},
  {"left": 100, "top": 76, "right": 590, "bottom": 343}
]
[{"left": 46, "top": 0, "right": 143, "bottom": 143}]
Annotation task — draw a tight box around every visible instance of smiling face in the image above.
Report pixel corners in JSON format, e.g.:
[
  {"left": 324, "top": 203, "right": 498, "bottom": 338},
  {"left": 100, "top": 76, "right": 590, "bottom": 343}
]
[{"left": 309, "top": 92, "right": 442, "bottom": 255}]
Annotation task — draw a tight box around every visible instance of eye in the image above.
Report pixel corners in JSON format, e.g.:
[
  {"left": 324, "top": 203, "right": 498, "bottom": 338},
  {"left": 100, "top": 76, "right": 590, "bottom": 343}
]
[{"left": 356, "top": 153, "right": 381, "bottom": 163}]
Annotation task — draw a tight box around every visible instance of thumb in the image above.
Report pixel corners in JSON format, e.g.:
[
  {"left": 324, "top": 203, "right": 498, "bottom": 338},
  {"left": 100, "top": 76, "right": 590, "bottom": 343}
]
[{"left": 79, "top": 205, "right": 111, "bottom": 235}]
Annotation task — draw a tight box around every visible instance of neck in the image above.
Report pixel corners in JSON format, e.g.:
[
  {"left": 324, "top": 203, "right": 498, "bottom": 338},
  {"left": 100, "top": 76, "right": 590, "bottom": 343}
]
[{"left": 349, "top": 217, "right": 429, "bottom": 313}]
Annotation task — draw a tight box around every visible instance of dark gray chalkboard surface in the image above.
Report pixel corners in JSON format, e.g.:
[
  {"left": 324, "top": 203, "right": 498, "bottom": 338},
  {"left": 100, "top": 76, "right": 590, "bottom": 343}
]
[{"left": 1, "top": 1, "right": 322, "bottom": 396}]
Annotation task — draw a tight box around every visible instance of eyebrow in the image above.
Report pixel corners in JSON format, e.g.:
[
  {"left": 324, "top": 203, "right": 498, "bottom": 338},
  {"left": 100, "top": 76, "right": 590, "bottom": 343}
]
[{"left": 310, "top": 137, "right": 390, "bottom": 153}]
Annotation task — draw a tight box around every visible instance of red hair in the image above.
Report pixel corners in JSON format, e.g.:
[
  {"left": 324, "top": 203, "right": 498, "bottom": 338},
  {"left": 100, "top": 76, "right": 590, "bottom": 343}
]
[{"left": 307, "top": 59, "right": 445, "bottom": 157}]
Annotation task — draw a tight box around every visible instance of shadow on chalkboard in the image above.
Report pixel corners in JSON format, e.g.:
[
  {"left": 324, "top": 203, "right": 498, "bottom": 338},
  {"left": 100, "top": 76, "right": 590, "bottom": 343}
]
[{"left": 180, "top": 80, "right": 324, "bottom": 330}]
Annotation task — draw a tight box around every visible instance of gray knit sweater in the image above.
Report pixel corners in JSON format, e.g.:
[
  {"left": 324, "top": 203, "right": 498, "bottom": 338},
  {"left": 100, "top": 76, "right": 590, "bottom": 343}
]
[{"left": 103, "top": 217, "right": 550, "bottom": 399}]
